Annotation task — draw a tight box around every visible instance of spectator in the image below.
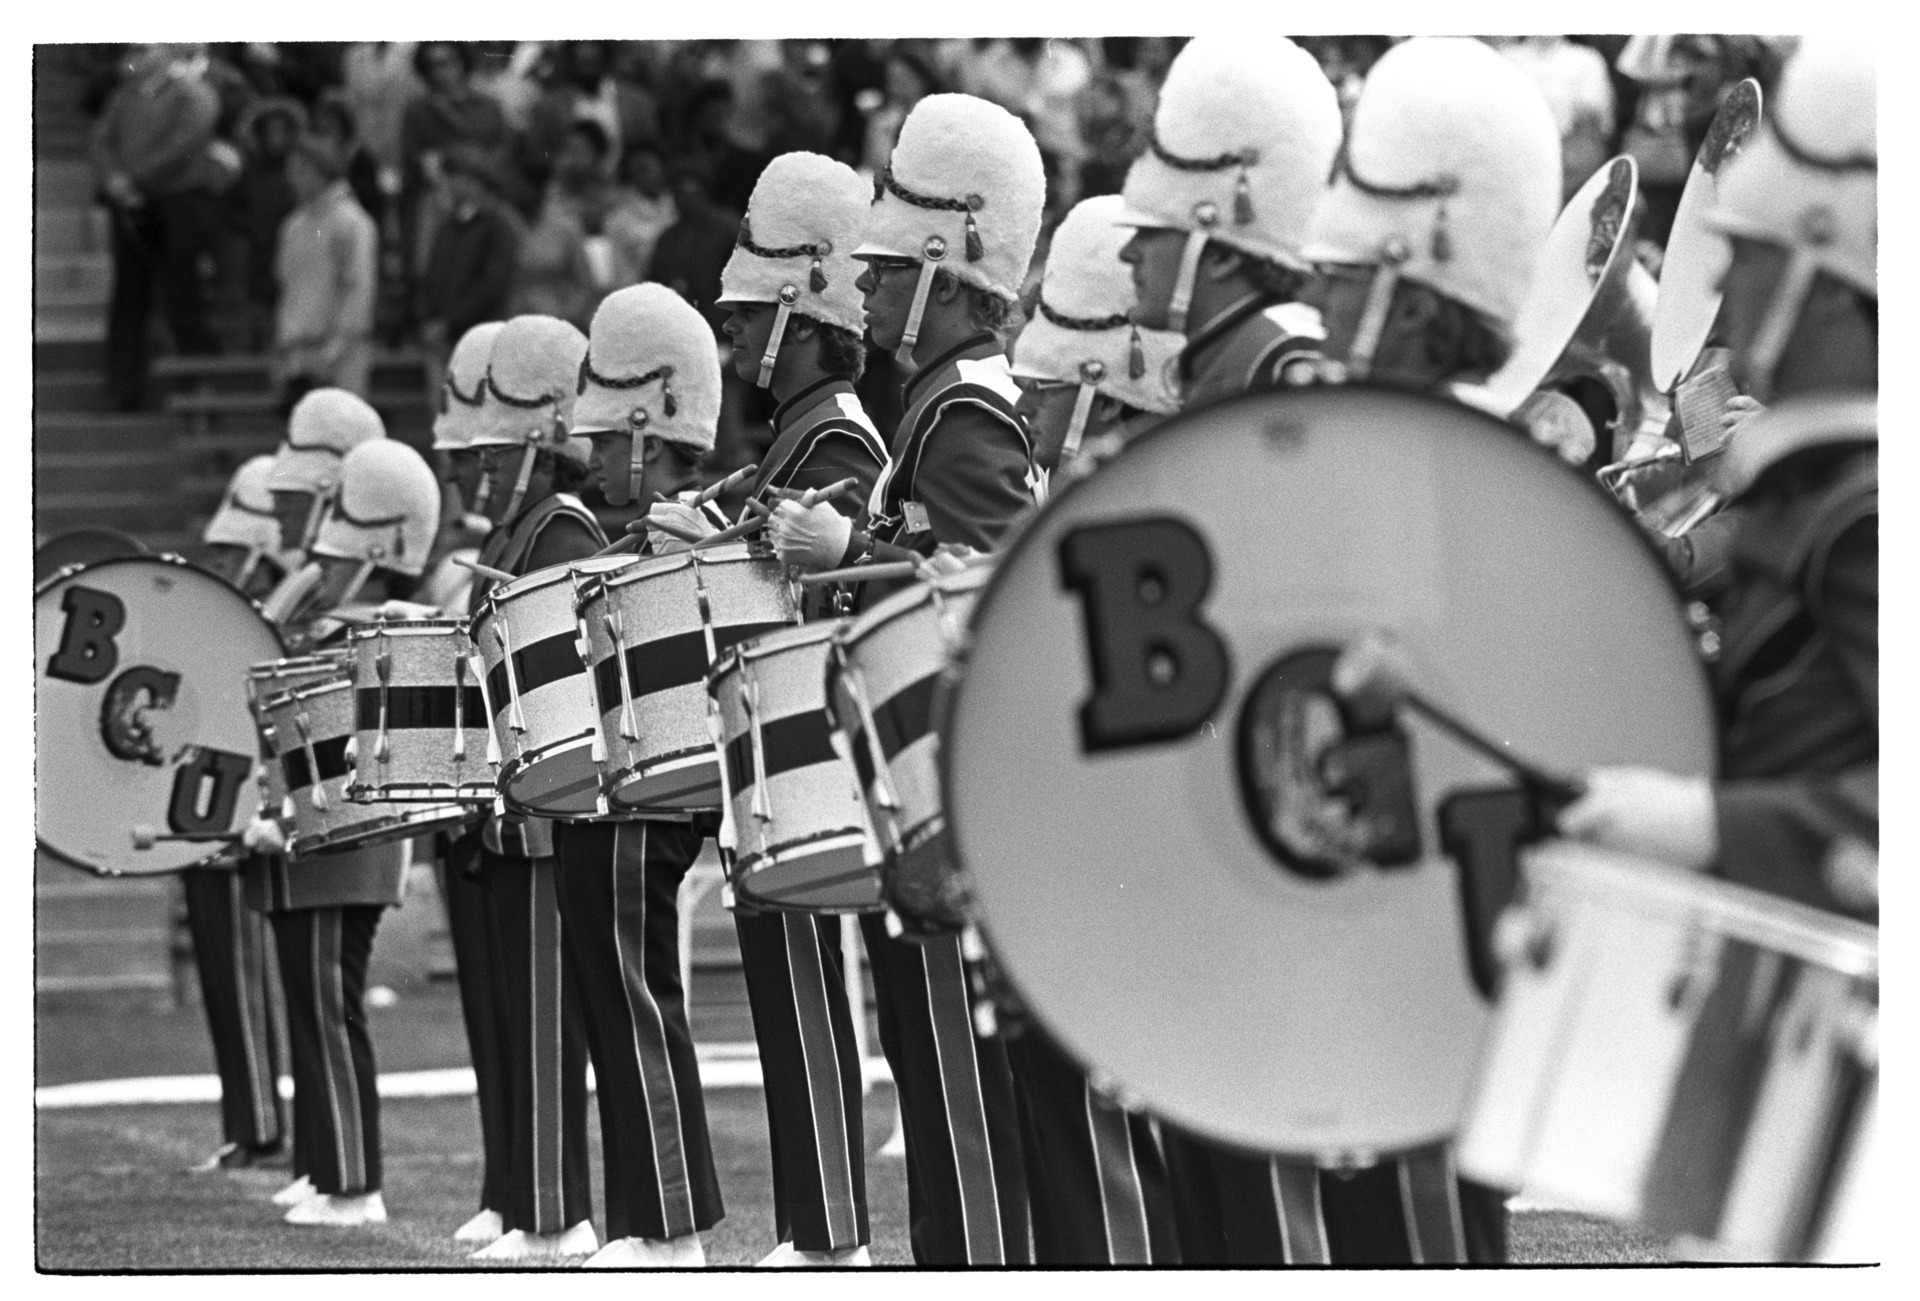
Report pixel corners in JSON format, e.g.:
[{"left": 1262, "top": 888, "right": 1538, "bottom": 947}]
[
  {"left": 859, "top": 47, "right": 940, "bottom": 177},
  {"left": 416, "top": 148, "right": 522, "bottom": 364},
  {"left": 510, "top": 120, "right": 606, "bottom": 329},
  {"left": 603, "top": 139, "right": 677, "bottom": 288},
  {"left": 1076, "top": 71, "right": 1143, "bottom": 199},
  {"left": 399, "top": 42, "right": 513, "bottom": 278},
  {"left": 471, "top": 41, "right": 549, "bottom": 133},
  {"left": 230, "top": 96, "right": 308, "bottom": 348},
  {"left": 309, "top": 94, "right": 387, "bottom": 225},
  {"left": 521, "top": 41, "right": 661, "bottom": 187},
  {"left": 273, "top": 134, "right": 378, "bottom": 401},
  {"left": 92, "top": 42, "right": 229, "bottom": 410},
  {"left": 339, "top": 42, "right": 421, "bottom": 187},
  {"left": 645, "top": 155, "right": 737, "bottom": 329}
]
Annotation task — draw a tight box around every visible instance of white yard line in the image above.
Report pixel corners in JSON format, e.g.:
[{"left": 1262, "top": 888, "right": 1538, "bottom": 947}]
[{"left": 36, "top": 1042, "right": 893, "bottom": 1110}]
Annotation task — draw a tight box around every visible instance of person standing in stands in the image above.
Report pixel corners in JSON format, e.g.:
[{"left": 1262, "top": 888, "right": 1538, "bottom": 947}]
[{"left": 274, "top": 134, "right": 378, "bottom": 402}]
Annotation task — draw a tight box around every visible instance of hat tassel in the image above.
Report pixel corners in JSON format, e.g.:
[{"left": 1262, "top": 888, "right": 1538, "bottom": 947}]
[
  {"left": 810, "top": 255, "right": 828, "bottom": 294},
  {"left": 964, "top": 211, "right": 984, "bottom": 262},
  {"left": 1129, "top": 324, "right": 1146, "bottom": 381},
  {"left": 1431, "top": 200, "right": 1453, "bottom": 263},
  {"left": 1234, "top": 166, "right": 1255, "bottom": 227}
]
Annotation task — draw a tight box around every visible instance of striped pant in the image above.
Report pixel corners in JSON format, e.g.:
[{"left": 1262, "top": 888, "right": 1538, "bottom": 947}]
[
  {"left": 553, "top": 820, "right": 723, "bottom": 1242},
  {"left": 181, "top": 866, "right": 284, "bottom": 1153},
  {"left": 859, "top": 917, "right": 1029, "bottom": 1265},
  {"left": 1005, "top": 1028, "right": 1179, "bottom": 1264},
  {"left": 270, "top": 905, "right": 384, "bottom": 1195},
  {"left": 439, "top": 839, "right": 511, "bottom": 1218},
  {"left": 735, "top": 910, "right": 868, "bottom": 1252},
  {"left": 1162, "top": 1131, "right": 1508, "bottom": 1264}
]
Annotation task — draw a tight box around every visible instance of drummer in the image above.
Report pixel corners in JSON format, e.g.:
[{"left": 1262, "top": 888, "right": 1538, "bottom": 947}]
[
  {"left": 1557, "top": 36, "right": 1877, "bottom": 921},
  {"left": 638, "top": 153, "right": 885, "bottom": 1267},
  {"left": 763, "top": 91, "right": 1047, "bottom": 1267},
  {"left": 240, "top": 437, "right": 444, "bottom": 1228},
  {"left": 566, "top": 283, "right": 734, "bottom": 1267},
  {"left": 264, "top": 387, "right": 387, "bottom": 557},
  {"left": 1000, "top": 193, "right": 1186, "bottom": 1265},
  {"left": 443, "top": 314, "right": 601, "bottom": 1261}
]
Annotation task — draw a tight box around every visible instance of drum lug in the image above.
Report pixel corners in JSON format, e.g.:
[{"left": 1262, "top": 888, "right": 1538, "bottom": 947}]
[
  {"left": 883, "top": 908, "right": 906, "bottom": 939},
  {"left": 720, "top": 882, "right": 737, "bottom": 911},
  {"left": 493, "top": 622, "right": 528, "bottom": 734},
  {"left": 1492, "top": 907, "right": 1556, "bottom": 974},
  {"left": 1665, "top": 926, "right": 1721, "bottom": 1015},
  {"left": 746, "top": 675, "right": 773, "bottom": 824}
]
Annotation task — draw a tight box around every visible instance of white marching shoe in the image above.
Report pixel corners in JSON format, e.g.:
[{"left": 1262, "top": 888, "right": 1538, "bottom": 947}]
[
  {"left": 284, "top": 1191, "right": 388, "bottom": 1226},
  {"left": 582, "top": 1233, "right": 706, "bottom": 1268},
  {"left": 756, "top": 1241, "right": 872, "bottom": 1268},
  {"left": 270, "top": 1175, "right": 315, "bottom": 1207},
  {"left": 470, "top": 1220, "right": 599, "bottom": 1260},
  {"left": 453, "top": 1209, "right": 505, "bottom": 1244}
]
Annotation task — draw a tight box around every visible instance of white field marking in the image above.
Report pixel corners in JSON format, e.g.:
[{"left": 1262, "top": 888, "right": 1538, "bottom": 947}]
[{"left": 35, "top": 1043, "right": 893, "bottom": 1110}]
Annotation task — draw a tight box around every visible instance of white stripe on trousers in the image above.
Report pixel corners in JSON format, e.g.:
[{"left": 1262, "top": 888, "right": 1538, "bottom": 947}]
[
  {"left": 920, "top": 938, "right": 1004, "bottom": 1263},
  {"left": 313, "top": 909, "right": 367, "bottom": 1191},
  {"left": 1084, "top": 1085, "right": 1152, "bottom": 1263},
  {"left": 610, "top": 823, "right": 696, "bottom": 1239},
  {"left": 1272, "top": 1159, "right": 1330, "bottom": 1264},
  {"left": 1395, "top": 1148, "right": 1467, "bottom": 1263},
  {"left": 782, "top": 914, "right": 858, "bottom": 1248},
  {"left": 228, "top": 872, "right": 277, "bottom": 1141}
]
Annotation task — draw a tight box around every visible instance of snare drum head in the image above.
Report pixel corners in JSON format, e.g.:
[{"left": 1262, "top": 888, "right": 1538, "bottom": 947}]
[
  {"left": 941, "top": 387, "right": 1717, "bottom": 1158},
  {"left": 37, "top": 555, "right": 285, "bottom": 875}
]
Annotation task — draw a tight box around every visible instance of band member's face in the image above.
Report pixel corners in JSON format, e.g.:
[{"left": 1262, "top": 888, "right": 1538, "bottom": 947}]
[
  {"left": 855, "top": 255, "right": 919, "bottom": 353},
  {"left": 197, "top": 542, "right": 247, "bottom": 586},
  {"left": 583, "top": 429, "right": 636, "bottom": 506},
  {"left": 1304, "top": 264, "right": 1448, "bottom": 392},
  {"left": 1014, "top": 379, "right": 1120, "bottom": 474},
  {"left": 269, "top": 489, "right": 317, "bottom": 551},
  {"left": 312, "top": 554, "right": 365, "bottom": 610},
  {"left": 1118, "top": 227, "right": 1188, "bottom": 332},
  {"left": 721, "top": 302, "right": 776, "bottom": 385},
  {"left": 1717, "top": 235, "right": 1878, "bottom": 398}
]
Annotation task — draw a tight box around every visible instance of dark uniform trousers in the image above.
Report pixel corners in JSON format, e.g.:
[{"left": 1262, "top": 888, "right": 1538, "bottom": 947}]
[
  {"left": 180, "top": 866, "right": 285, "bottom": 1153},
  {"left": 552, "top": 819, "right": 723, "bottom": 1242},
  {"left": 270, "top": 905, "right": 384, "bottom": 1195},
  {"left": 438, "top": 834, "right": 511, "bottom": 1219},
  {"left": 859, "top": 917, "right": 1030, "bottom": 1265},
  {"left": 735, "top": 909, "right": 869, "bottom": 1252},
  {"left": 1006, "top": 1027, "right": 1179, "bottom": 1264}
]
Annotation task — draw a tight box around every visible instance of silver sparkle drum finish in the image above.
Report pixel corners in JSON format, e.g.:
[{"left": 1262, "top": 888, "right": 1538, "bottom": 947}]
[
  {"left": 37, "top": 555, "right": 284, "bottom": 876},
  {"left": 709, "top": 621, "right": 880, "bottom": 913},
  {"left": 344, "top": 619, "right": 493, "bottom": 804},
  {"left": 470, "top": 557, "right": 637, "bottom": 819},
  {"left": 824, "top": 562, "right": 993, "bottom": 936},
  {"left": 1458, "top": 842, "right": 1878, "bottom": 1262},
  {"left": 938, "top": 387, "right": 1717, "bottom": 1160},
  {"left": 262, "top": 675, "right": 474, "bottom": 856},
  {"left": 580, "top": 543, "right": 799, "bottom": 815},
  {"left": 247, "top": 651, "right": 352, "bottom": 818}
]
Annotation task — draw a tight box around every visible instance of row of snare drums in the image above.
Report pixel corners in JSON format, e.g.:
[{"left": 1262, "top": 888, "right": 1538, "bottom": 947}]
[{"left": 243, "top": 540, "right": 993, "bottom": 923}]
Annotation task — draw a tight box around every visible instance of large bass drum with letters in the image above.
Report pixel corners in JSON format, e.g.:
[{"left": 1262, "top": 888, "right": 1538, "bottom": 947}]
[
  {"left": 37, "top": 554, "right": 285, "bottom": 876},
  {"left": 939, "top": 387, "right": 1717, "bottom": 1160}
]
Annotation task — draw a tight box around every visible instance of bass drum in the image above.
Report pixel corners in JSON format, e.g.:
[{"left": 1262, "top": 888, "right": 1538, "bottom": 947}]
[
  {"left": 37, "top": 554, "right": 285, "bottom": 875},
  {"left": 939, "top": 386, "right": 1717, "bottom": 1160}
]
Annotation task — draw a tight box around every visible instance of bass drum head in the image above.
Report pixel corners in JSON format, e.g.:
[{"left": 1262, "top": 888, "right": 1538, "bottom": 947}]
[
  {"left": 940, "top": 387, "right": 1717, "bottom": 1159},
  {"left": 37, "top": 555, "right": 285, "bottom": 875}
]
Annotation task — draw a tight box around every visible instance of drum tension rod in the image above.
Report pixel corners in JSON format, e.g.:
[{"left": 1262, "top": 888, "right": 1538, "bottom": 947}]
[
  {"left": 294, "top": 711, "right": 328, "bottom": 811},
  {"left": 604, "top": 609, "right": 640, "bottom": 741},
  {"left": 746, "top": 672, "right": 773, "bottom": 823},
  {"left": 494, "top": 621, "right": 528, "bottom": 734},
  {"left": 374, "top": 647, "right": 393, "bottom": 764},
  {"left": 451, "top": 652, "right": 468, "bottom": 765}
]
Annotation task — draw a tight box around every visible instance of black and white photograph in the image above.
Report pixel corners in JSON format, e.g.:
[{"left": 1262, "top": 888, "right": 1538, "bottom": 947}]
[{"left": 24, "top": 13, "right": 1884, "bottom": 1274}]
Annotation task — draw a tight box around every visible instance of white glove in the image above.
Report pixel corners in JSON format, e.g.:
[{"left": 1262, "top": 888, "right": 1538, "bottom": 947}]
[
  {"left": 1556, "top": 766, "right": 1718, "bottom": 871},
  {"left": 377, "top": 599, "right": 442, "bottom": 621},
  {"left": 1823, "top": 837, "right": 1878, "bottom": 912},
  {"left": 767, "top": 499, "right": 853, "bottom": 572},
  {"left": 242, "top": 815, "right": 287, "bottom": 855},
  {"left": 919, "top": 543, "right": 980, "bottom": 577},
  {"left": 645, "top": 497, "right": 718, "bottom": 540}
]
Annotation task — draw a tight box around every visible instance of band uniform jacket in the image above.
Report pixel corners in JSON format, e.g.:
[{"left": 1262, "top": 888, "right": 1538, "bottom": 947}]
[
  {"left": 752, "top": 375, "right": 887, "bottom": 620},
  {"left": 468, "top": 491, "right": 607, "bottom": 859},
  {"left": 1177, "top": 296, "right": 1325, "bottom": 412},
  {"left": 1710, "top": 432, "right": 1877, "bottom": 918}
]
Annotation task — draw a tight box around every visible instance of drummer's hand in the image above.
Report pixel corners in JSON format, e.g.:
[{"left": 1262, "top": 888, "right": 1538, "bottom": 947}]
[
  {"left": 1722, "top": 394, "right": 1765, "bottom": 434},
  {"left": 767, "top": 499, "right": 852, "bottom": 572},
  {"left": 377, "top": 599, "right": 442, "bottom": 620},
  {"left": 919, "top": 543, "right": 980, "bottom": 577},
  {"left": 644, "top": 497, "right": 717, "bottom": 540},
  {"left": 1823, "top": 836, "right": 1878, "bottom": 913},
  {"left": 1555, "top": 766, "right": 1717, "bottom": 871},
  {"left": 241, "top": 816, "right": 286, "bottom": 855}
]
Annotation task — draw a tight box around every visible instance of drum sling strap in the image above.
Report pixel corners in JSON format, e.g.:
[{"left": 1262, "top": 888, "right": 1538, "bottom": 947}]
[{"left": 753, "top": 383, "right": 886, "bottom": 502}]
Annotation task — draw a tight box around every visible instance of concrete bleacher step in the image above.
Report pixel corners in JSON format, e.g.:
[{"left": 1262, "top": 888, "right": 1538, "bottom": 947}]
[
  {"left": 36, "top": 253, "right": 112, "bottom": 306},
  {"left": 34, "top": 302, "right": 106, "bottom": 344},
  {"left": 34, "top": 491, "right": 217, "bottom": 538},
  {"left": 35, "top": 371, "right": 113, "bottom": 414},
  {"left": 34, "top": 411, "right": 177, "bottom": 451},
  {"left": 35, "top": 206, "right": 111, "bottom": 258},
  {"left": 34, "top": 158, "right": 99, "bottom": 208},
  {"left": 35, "top": 448, "right": 179, "bottom": 498},
  {"left": 35, "top": 851, "right": 179, "bottom": 1012}
]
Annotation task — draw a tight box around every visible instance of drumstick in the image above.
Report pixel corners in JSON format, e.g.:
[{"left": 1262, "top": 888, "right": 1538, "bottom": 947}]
[
  {"left": 590, "top": 532, "right": 647, "bottom": 558},
  {"left": 453, "top": 554, "right": 518, "bottom": 585},
  {"left": 694, "top": 462, "right": 758, "bottom": 506},
  {"left": 766, "top": 478, "right": 861, "bottom": 509},
  {"left": 690, "top": 514, "right": 771, "bottom": 550},
  {"left": 131, "top": 824, "right": 241, "bottom": 849},
  {"left": 799, "top": 561, "right": 924, "bottom": 587},
  {"left": 1332, "top": 631, "right": 1586, "bottom": 806}
]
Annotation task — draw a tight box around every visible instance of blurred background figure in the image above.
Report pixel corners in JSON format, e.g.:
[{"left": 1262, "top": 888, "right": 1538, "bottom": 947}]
[
  {"left": 520, "top": 41, "right": 659, "bottom": 187},
  {"left": 602, "top": 139, "right": 677, "bottom": 288},
  {"left": 510, "top": 119, "right": 607, "bottom": 328},
  {"left": 1494, "top": 35, "right": 1617, "bottom": 202},
  {"left": 400, "top": 42, "right": 514, "bottom": 285},
  {"left": 229, "top": 97, "right": 307, "bottom": 352},
  {"left": 273, "top": 133, "right": 378, "bottom": 403},
  {"left": 415, "top": 147, "right": 522, "bottom": 397}
]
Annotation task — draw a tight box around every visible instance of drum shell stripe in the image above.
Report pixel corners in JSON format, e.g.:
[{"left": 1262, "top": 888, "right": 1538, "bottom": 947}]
[
  {"left": 282, "top": 736, "right": 351, "bottom": 791},
  {"left": 484, "top": 633, "right": 586, "bottom": 711},
  {"left": 724, "top": 709, "right": 840, "bottom": 792},
  {"left": 843, "top": 673, "right": 939, "bottom": 786},
  {"left": 355, "top": 687, "right": 488, "bottom": 731},
  {"left": 595, "top": 622, "right": 795, "bottom": 711}
]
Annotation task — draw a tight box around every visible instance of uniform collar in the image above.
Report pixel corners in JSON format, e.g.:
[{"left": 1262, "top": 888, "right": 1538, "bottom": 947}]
[
  {"left": 1178, "top": 292, "right": 1277, "bottom": 384},
  {"left": 902, "top": 332, "right": 1001, "bottom": 408},
  {"left": 772, "top": 375, "right": 856, "bottom": 433}
]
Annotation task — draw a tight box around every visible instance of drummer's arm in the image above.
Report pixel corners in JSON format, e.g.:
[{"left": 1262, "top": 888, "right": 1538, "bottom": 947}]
[
  {"left": 766, "top": 430, "right": 884, "bottom": 522},
  {"left": 911, "top": 404, "right": 1034, "bottom": 553},
  {"left": 1711, "top": 518, "right": 1878, "bottom": 915},
  {"left": 523, "top": 514, "right": 604, "bottom": 571}
]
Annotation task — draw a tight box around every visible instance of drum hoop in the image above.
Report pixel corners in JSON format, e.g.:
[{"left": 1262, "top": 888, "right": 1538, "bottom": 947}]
[
  {"left": 843, "top": 566, "right": 992, "bottom": 643},
  {"left": 346, "top": 618, "right": 469, "bottom": 639},
  {"left": 482, "top": 561, "right": 577, "bottom": 608},
  {"left": 34, "top": 552, "right": 287, "bottom": 655},
  {"left": 711, "top": 621, "right": 842, "bottom": 681},
  {"left": 289, "top": 805, "right": 475, "bottom": 856},
  {"left": 735, "top": 826, "right": 875, "bottom": 876},
  {"left": 602, "top": 541, "right": 761, "bottom": 588}
]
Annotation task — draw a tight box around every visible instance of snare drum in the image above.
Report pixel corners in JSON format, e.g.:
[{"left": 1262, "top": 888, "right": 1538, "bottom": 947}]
[
  {"left": 247, "top": 652, "right": 352, "bottom": 816},
  {"left": 580, "top": 543, "right": 798, "bottom": 814},
  {"left": 824, "top": 561, "right": 992, "bottom": 936},
  {"left": 709, "top": 622, "right": 879, "bottom": 913},
  {"left": 263, "top": 675, "right": 474, "bottom": 856},
  {"left": 1456, "top": 841, "right": 1879, "bottom": 1261},
  {"left": 344, "top": 619, "right": 493, "bottom": 803},
  {"left": 470, "top": 558, "right": 634, "bottom": 818}
]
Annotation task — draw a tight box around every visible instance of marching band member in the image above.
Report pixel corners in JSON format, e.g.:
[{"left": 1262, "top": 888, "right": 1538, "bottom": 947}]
[
  {"left": 1295, "top": 35, "right": 1565, "bottom": 1264},
  {"left": 175, "top": 456, "right": 294, "bottom": 1174},
  {"left": 566, "top": 284, "right": 729, "bottom": 1268},
  {"left": 1003, "top": 193, "right": 1186, "bottom": 1264},
  {"left": 241, "top": 437, "right": 444, "bottom": 1227},
  {"left": 264, "top": 387, "right": 387, "bottom": 558},
  {"left": 1558, "top": 36, "right": 1878, "bottom": 920},
  {"left": 699, "top": 152, "right": 888, "bottom": 1267},
  {"left": 426, "top": 319, "right": 517, "bottom": 1249},
  {"left": 766, "top": 90, "right": 1046, "bottom": 1268},
  {"left": 1113, "top": 33, "right": 1350, "bottom": 1267},
  {"left": 446, "top": 314, "right": 599, "bottom": 1260}
]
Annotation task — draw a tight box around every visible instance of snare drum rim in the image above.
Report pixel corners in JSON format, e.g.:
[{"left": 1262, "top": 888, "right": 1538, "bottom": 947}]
[
  {"left": 262, "top": 673, "right": 358, "bottom": 714},
  {"left": 839, "top": 563, "right": 994, "bottom": 647},
  {"left": 596, "top": 540, "right": 765, "bottom": 591},
  {"left": 345, "top": 618, "right": 471, "bottom": 640},
  {"left": 708, "top": 620, "right": 844, "bottom": 691}
]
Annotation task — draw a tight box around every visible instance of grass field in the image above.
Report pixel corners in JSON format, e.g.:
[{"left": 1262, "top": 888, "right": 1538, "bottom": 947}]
[{"left": 37, "top": 983, "right": 1672, "bottom": 1270}]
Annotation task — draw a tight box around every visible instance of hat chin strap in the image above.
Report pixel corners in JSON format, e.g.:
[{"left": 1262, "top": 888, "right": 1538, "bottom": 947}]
[
  {"left": 471, "top": 464, "right": 494, "bottom": 515},
  {"left": 500, "top": 434, "right": 542, "bottom": 522},
  {"left": 299, "top": 486, "right": 334, "bottom": 553},
  {"left": 336, "top": 543, "right": 386, "bottom": 609},
  {"left": 235, "top": 544, "right": 264, "bottom": 590},
  {"left": 1346, "top": 249, "right": 1411, "bottom": 383},
  {"left": 1167, "top": 230, "right": 1212, "bottom": 334},
  {"left": 757, "top": 297, "right": 795, "bottom": 389},
  {"left": 1063, "top": 381, "right": 1098, "bottom": 463},
  {"left": 1741, "top": 244, "right": 1823, "bottom": 403},
  {"left": 896, "top": 259, "right": 941, "bottom": 368}
]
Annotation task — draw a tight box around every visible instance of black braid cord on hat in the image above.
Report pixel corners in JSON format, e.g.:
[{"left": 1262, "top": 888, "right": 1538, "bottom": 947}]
[
  {"left": 577, "top": 356, "right": 675, "bottom": 394},
  {"left": 736, "top": 215, "right": 827, "bottom": 261},
  {"left": 1332, "top": 140, "right": 1459, "bottom": 200},
  {"left": 484, "top": 372, "right": 557, "bottom": 409},
  {"left": 1148, "top": 126, "right": 1258, "bottom": 173},
  {"left": 1036, "top": 298, "right": 1132, "bottom": 332},
  {"left": 1769, "top": 114, "right": 1876, "bottom": 174},
  {"left": 881, "top": 164, "right": 988, "bottom": 261}
]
